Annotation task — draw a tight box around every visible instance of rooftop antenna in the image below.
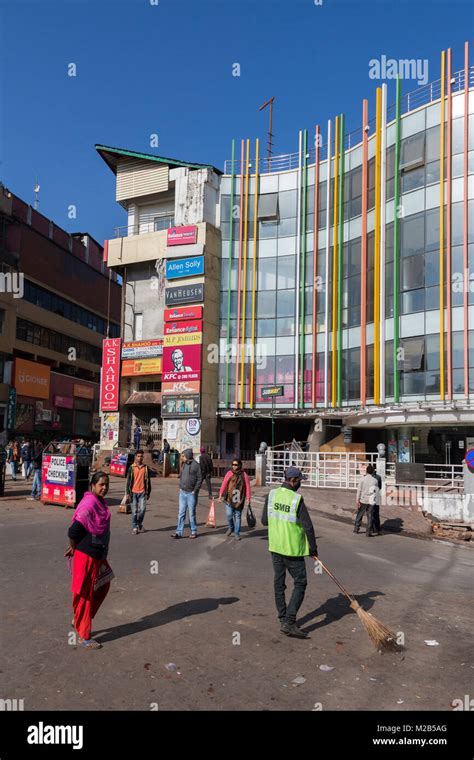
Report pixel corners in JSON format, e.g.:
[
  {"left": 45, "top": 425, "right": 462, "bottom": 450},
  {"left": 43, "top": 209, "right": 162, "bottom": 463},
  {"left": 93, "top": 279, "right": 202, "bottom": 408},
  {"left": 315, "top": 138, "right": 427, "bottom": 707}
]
[
  {"left": 259, "top": 97, "right": 275, "bottom": 172},
  {"left": 33, "top": 180, "right": 40, "bottom": 210}
]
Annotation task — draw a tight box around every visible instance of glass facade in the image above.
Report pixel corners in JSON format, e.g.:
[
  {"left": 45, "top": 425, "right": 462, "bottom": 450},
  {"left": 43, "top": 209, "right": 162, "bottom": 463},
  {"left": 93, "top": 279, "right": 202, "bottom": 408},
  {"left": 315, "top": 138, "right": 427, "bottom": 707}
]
[{"left": 218, "top": 98, "right": 474, "bottom": 410}]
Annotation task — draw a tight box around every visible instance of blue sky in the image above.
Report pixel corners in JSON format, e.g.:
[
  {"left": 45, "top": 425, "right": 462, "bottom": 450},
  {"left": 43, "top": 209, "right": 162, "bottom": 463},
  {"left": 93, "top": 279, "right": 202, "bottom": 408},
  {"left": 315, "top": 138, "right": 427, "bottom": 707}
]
[{"left": 0, "top": 0, "right": 472, "bottom": 244}]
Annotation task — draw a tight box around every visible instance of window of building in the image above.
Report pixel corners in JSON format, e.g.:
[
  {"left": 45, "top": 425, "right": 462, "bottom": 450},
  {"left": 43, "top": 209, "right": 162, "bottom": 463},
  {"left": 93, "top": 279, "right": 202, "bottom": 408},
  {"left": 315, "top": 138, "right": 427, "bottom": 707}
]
[
  {"left": 400, "top": 132, "right": 425, "bottom": 171},
  {"left": 134, "top": 313, "right": 143, "bottom": 341},
  {"left": 401, "top": 337, "right": 424, "bottom": 371},
  {"left": 16, "top": 318, "right": 102, "bottom": 365},
  {"left": 154, "top": 214, "right": 175, "bottom": 231},
  {"left": 257, "top": 193, "right": 279, "bottom": 222},
  {"left": 138, "top": 381, "right": 161, "bottom": 391}
]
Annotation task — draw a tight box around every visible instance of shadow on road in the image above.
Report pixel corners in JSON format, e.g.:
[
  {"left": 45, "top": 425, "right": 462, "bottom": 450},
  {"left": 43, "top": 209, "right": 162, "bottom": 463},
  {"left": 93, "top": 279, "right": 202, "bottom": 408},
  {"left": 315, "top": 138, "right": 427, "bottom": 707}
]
[
  {"left": 298, "top": 590, "right": 385, "bottom": 633},
  {"left": 94, "top": 596, "right": 240, "bottom": 642}
]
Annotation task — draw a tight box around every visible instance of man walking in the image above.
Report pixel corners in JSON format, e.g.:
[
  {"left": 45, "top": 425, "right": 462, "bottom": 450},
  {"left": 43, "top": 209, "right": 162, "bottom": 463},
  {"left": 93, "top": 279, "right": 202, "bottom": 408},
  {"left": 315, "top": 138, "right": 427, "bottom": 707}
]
[
  {"left": 172, "top": 449, "right": 202, "bottom": 539},
  {"left": 198, "top": 446, "right": 214, "bottom": 499},
  {"left": 21, "top": 440, "right": 33, "bottom": 480},
  {"left": 354, "top": 463, "right": 379, "bottom": 536},
  {"left": 262, "top": 467, "right": 318, "bottom": 639},
  {"left": 126, "top": 450, "right": 151, "bottom": 535},
  {"left": 27, "top": 445, "right": 43, "bottom": 501}
]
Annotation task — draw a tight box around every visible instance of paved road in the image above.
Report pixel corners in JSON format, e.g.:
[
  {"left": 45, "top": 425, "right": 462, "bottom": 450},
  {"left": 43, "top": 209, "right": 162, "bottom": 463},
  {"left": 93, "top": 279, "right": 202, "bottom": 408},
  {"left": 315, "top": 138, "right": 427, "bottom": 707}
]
[{"left": 1, "top": 477, "right": 473, "bottom": 711}]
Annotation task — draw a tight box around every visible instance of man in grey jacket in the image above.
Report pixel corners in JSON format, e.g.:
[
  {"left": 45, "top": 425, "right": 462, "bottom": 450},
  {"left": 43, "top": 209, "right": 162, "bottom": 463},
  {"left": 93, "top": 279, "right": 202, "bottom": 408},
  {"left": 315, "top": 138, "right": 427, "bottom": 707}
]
[
  {"left": 354, "top": 463, "right": 380, "bottom": 536},
  {"left": 171, "top": 449, "right": 203, "bottom": 539}
]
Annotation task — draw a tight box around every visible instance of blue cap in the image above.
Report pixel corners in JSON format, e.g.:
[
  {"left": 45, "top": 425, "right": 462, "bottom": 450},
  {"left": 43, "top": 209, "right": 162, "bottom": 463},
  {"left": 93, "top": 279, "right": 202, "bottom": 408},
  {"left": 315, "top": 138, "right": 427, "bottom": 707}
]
[{"left": 285, "top": 467, "right": 306, "bottom": 480}]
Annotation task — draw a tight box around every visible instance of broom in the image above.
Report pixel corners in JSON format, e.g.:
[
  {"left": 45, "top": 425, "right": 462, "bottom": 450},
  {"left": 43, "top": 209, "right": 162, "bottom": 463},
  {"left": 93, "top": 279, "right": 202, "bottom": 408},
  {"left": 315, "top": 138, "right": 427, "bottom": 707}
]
[{"left": 317, "top": 559, "right": 403, "bottom": 653}]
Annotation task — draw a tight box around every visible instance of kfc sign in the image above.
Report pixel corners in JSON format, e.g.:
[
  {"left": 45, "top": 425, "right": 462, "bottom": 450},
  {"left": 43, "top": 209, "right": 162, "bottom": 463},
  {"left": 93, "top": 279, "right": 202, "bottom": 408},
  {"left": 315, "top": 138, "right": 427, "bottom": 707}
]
[{"left": 100, "top": 338, "right": 121, "bottom": 411}]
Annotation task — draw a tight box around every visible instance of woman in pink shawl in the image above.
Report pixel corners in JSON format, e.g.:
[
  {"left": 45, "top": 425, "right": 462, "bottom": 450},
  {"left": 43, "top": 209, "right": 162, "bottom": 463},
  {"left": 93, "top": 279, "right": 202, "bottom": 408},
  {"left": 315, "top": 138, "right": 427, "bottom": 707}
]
[{"left": 64, "top": 472, "right": 113, "bottom": 649}]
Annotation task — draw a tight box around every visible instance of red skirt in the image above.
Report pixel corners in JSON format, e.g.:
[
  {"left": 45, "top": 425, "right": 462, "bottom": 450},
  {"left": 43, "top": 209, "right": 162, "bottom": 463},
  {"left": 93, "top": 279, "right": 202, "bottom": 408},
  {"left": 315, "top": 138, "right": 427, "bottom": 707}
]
[{"left": 71, "top": 550, "right": 111, "bottom": 641}]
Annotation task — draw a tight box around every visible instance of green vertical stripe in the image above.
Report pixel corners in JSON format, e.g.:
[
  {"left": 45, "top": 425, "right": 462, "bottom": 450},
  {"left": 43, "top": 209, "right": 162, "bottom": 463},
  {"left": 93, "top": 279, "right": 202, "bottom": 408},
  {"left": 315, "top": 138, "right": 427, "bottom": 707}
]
[
  {"left": 299, "top": 130, "right": 308, "bottom": 408},
  {"left": 224, "top": 140, "right": 235, "bottom": 407},
  {"left": 337, "top": 115, "right": 345, "bottom": 406},
  {"left": 393, "top": 79, "right": 401, "bottom": 402}
]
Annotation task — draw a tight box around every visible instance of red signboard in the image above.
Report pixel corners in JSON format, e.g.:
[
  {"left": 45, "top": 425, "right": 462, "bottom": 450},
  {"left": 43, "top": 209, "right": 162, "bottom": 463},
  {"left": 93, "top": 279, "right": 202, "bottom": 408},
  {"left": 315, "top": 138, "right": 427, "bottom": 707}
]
[
  {"left": 100, "top": 338, "right": 121, "bottom": 411},
  {"left": 164, "top": 319, "right": 203, "bottom": 336},
  {"left": 162, "top": 343, "right": 201, "bottom": 378},
  {"left": 167, "top": 225, "right": 197, "bottom": 247},
  {"left": 54, "top": 395, "right": 74, "bottom": 409},
  {"left": 41, "top": 454, "right": 76, "bottom": 506},
  {"left": 164, "top": 305, "right": 203, "bottom": 322}
]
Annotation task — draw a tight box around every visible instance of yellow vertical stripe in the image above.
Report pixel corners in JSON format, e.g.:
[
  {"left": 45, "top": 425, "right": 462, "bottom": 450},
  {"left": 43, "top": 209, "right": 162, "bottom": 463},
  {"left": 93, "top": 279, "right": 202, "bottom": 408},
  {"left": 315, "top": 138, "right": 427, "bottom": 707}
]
[
  {"left": 439, "top": 50, "right": 446, "bottom": 400},
  {"left": 331, "top": 116, "right": 339, "bottom": 407},
  {"left": 239, "top": 139, "right": 250, "bottom": 407},
  {"left": 249, "top": 139, "right": 259, "bottom": 407},
  {"left": 374, "top": 88, "right": 381, "bottom": 404}
]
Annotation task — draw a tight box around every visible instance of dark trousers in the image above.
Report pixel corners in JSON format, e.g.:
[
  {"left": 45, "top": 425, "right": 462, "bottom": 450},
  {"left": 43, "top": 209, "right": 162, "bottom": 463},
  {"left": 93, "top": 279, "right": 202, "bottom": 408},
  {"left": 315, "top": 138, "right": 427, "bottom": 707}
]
[
  {"left": 354, "top": 502, "right": 369, "bottom": 531},
  {"left": 201, "top": 475, "right": 212, "bottom": 498},
  {"left": 271, "top": 553, "right": 307, "bottom": 625},
  {"left": 366, "top": 504, "right": 381, "bottom": 535}
]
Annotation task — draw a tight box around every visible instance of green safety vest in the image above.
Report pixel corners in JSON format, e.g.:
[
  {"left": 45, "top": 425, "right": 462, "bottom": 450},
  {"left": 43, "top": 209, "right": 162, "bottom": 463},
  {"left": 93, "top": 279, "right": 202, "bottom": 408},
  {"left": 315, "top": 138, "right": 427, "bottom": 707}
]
[{"left": 267, "top": 486, "right": 310, "bottom": 557}]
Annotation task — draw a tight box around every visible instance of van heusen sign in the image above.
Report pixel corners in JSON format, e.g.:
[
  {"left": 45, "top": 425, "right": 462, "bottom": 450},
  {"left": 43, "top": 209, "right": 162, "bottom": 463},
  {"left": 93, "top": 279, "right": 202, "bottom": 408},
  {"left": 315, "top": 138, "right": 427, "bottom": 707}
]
[
  {"left": 165, "top": 256, "right": 204, "bottom": 280},
  {"left": 100, "top": 338, "right": 121, "bottom": 412},
  {"left": 167, "top": 225, "right": 197, "bottom": 247},
  {"left": 165, "top": 283, "right": 204, "bottom": 306},
  {"left": 14, "top": 358, "right": 51, "bottom": 400}
]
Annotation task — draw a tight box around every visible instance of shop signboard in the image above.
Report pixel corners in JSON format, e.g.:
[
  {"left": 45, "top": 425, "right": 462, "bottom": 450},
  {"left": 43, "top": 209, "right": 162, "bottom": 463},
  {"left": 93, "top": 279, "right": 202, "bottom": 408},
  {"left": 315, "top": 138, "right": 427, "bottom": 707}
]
[
  {"left": 73, "top": 384, "right": 95, "bottom": 400},
  {"left": 162, "top": 343, "right": 201, "bottom": 380},
  {"left": 164, "top": 305, "right": 203, "bottom": 322},
  {"left": 161, "top": 394, "right": 200, "bottom": 418},
  {"left": 121, "top": 339, "right": 163, "bottom": 360},
  {"left": 165, "top": 283, "right": 203, "bottom": 307},
  {"left": 54, "top": 395, "right": 74, "bottom": 409},
  {"left": 121, "top": 357, "right": 162, "bottom": 376},
  {"left": 100, "top": 338, "right": 121, "bottom": 411},
  {"left": 167, "top": 225, "right": 197, "bottom": 247},
  {"left": 164, "top": 319, "right": 202, "bottom": 338},
  {"left": 162, "top": 380, "right": 200, "bottom": 395},
  {"left": 14, "top": 358, "right": 50, "bottom": 400},
  {"left": 6, "top": 388, "right": 16, "bottom": 430},
  {"left": 165, "top": 256, "right": 204, "bottom": 280},
  {"left": 41, "top": 454, "right": 76, "bottom": 507}
]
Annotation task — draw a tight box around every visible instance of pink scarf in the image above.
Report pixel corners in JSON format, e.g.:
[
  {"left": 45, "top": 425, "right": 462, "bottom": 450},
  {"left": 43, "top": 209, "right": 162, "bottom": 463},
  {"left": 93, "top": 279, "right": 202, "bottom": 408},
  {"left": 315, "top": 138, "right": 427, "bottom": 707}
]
[{"left": 72, "top": 491, "right": 110, "bottom": 535}]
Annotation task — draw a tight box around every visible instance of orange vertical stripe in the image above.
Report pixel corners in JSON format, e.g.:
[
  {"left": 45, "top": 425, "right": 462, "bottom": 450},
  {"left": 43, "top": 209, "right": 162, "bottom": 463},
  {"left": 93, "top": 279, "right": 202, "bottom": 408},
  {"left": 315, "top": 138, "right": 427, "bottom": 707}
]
[{"left": 312, "top": 125, "right": 320, "bottom": 407}]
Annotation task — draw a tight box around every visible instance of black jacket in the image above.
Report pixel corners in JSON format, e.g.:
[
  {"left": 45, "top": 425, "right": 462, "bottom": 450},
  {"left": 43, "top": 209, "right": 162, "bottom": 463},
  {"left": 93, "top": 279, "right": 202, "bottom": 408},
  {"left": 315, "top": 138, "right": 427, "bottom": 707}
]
[
  {"left": 179, "top": 458, "right": 203, "bottom": 494},
  {"left": 262, "top": 483, "right": 318, "bottom": 556},
  {"left": 68, "top": 520, "right": 110, "bottom": 560},
  {"left": 199, "top": 453, "right": 213, "bottom": 477},
  {"left": 126, "top": 463, "right": 152, "bottom": 498}
]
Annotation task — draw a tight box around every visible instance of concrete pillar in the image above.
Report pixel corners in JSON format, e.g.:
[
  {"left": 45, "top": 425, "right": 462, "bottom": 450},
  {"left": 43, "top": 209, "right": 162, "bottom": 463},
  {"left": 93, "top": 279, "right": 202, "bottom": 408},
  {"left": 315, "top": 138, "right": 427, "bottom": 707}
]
[{"left": 255, "top": 454, "right": 266, "bottom": 487}]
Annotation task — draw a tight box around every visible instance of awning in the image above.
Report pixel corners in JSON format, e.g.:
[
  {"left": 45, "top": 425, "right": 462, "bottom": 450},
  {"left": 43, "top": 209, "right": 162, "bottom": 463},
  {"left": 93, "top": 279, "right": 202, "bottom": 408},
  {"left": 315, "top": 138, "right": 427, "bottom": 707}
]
[{"left": 125, "top": 392, "right": 162, "bottom": 406}]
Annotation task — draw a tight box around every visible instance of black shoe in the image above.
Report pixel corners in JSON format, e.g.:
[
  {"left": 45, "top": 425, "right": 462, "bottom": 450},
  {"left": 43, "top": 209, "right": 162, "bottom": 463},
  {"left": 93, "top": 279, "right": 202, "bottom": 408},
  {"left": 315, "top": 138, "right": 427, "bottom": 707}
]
[
  {"left": 353, "top": 528, "right": 360, "bottom": 533},
  {"left": 280, "top": 622, "right": 309, "bottom": 639}
]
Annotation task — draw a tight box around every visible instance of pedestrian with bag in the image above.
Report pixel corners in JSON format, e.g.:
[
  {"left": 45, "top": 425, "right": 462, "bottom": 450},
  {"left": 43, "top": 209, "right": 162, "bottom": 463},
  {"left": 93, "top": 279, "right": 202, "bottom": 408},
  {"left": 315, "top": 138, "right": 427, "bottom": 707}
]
[
  {"left": 8, "top": 440, "right": 20, "bottom": 481},
  {"left": 65, "top": 472, "right": 114, "bottom": 650},
  {"left": 172, "top": 449, "right": 202, "bottom": 539},
  {"left": 126, "top": 450, "right": 151, "bottom": 535},
  {"left": 218, "top": 459, "right": 251, "bottom": 541},
  {"left": 199, "top": 446, "right": 214, "bottom": 499},
  {"left": 354, "top": 463, "right": 379, "bottom": 536},
  {"left": 262, "top": 467, "right": 318, "bottom": 639}
]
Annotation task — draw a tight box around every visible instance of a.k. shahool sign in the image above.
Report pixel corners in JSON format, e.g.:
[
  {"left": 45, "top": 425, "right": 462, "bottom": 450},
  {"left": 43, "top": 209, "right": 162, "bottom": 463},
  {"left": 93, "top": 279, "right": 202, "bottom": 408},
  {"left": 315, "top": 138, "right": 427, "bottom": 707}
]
[
  {"left": 165, "top": 283, "right": 204, "bottom": 306},
  {"left": 165, "top": 256, "right": 204, "bottom": 280}
]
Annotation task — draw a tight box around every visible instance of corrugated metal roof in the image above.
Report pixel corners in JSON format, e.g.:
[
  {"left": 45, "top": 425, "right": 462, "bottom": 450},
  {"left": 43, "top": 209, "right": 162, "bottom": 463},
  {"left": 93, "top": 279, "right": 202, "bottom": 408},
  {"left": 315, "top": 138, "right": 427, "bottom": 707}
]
[{"left": 96, "top": 144, "right": 222, "bottom": 176}]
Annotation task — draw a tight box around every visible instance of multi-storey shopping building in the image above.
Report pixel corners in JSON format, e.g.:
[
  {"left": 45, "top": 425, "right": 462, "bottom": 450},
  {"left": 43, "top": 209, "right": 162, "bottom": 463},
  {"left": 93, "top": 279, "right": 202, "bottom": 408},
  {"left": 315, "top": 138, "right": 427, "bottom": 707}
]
[{"left": 99, "top": 43, "right": 474, "bottom": 464}]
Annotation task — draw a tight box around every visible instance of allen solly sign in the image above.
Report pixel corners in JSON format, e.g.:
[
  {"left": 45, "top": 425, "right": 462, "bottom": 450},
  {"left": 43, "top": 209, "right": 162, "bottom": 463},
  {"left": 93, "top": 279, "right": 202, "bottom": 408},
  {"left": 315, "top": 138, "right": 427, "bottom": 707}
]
[{"left": 100, "top": 338, "right": 121, "bottom": 412}]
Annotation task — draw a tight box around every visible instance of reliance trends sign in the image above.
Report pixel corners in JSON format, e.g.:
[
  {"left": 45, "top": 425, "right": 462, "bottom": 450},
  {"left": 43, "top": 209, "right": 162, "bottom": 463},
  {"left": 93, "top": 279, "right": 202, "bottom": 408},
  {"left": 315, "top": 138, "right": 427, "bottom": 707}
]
[
  {"left": 165, "top": 256, "right": 204, "bottom": 280},
  {"left": 100, "top": 338, "right": 121, "bottom": 412}
]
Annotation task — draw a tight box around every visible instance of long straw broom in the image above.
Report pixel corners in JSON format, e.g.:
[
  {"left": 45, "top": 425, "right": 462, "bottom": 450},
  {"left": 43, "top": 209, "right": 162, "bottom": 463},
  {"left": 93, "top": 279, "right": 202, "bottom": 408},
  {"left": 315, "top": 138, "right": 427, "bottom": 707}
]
[{"left": 317, "top": 559, "right": 403, "bottom": 653}]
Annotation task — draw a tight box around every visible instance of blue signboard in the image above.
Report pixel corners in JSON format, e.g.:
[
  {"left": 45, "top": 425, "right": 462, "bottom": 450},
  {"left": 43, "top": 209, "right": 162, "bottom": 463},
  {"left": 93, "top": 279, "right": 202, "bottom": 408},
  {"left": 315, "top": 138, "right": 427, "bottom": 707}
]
[
  {"left": 465, "top": 448, "right": 474, "bottom": 474},
  {"left": 166, "top": 256, "right": 204, "bottom": 280}
]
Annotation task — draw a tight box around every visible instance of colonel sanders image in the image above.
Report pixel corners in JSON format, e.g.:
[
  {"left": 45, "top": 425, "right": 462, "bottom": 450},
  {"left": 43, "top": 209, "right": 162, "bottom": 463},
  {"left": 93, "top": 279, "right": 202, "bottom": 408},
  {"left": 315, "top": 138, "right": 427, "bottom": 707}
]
[{"left": 171, "top": 348, "right": 192, "bottom": 372}]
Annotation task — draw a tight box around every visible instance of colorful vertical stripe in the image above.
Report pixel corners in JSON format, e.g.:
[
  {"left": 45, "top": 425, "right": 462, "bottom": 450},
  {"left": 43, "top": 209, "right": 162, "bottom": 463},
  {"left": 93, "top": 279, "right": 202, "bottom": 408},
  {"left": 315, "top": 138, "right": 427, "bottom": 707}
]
[
  {"left": 299, "top": 129, "right": 308, "bottom": 407},
  {"left": 234, "top": 140, "right": 245, "bottom": 408},
  {"left": 249, "top": 139, "right": 259, "bottom": 407},
  {"left": 239, "top": 139, "right": 250, "bottom": 408},
  {"left": 224, "top": 139, "right": 235, "bottom": 407},
  {"left": 331, "top": 116, "right": 339, "bottom": 407},
  {"left": 360, "top": 100, "right": 368, "bottom": 405},
  {"left": 446, "top": 48, "right": 453, "bottom": 400},
  {"left": 324, "top": 120, "right": 332, "bottom": 408},
  {"left": 312, "top": 125, "right": 320, "bottom": 407},
  {"left": 393, "top": 79, "right": 402, "bottom": 402},
  {"left": 463, "top": 42, "right": 470, "bottom": 398},
  {"left": 373, "top": 87, "right": 382, "bottom": 404},
  {"left": 337, "top": 115, "right": 344, "bottom": 406},
  {"left": 439, "top": 50, "right": 446, "bottom": 401}
]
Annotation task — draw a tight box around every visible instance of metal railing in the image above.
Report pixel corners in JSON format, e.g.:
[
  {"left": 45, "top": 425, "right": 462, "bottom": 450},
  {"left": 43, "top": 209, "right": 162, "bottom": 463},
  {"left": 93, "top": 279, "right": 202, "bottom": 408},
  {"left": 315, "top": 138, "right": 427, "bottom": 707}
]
[
  {"left": 385, "top": 462, "right": 464, "bottom": 492},
  {"left": 267, "top": 450, "right": 378, "bottom": 490},
  {"left": 224, "top": 65, "right": 474, "bottom": 175},
  {"left": 114, "top": 213, "right": 175, "bottom": 238}
]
